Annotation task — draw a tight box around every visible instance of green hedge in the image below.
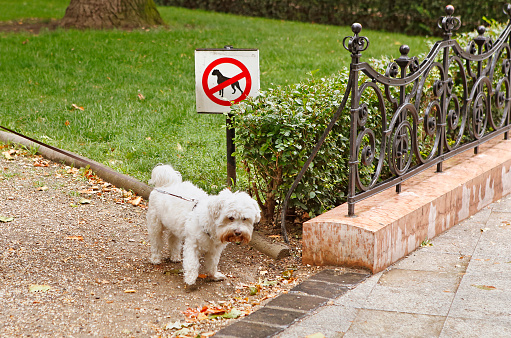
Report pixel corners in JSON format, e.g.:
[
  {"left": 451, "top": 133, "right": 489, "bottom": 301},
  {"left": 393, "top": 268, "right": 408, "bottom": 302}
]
[
  {"left": 231, "top": 70, "right": 351, "bottom": 222},
  {"left": 156, "top": 0, "right": 509, "bottom": 36}
]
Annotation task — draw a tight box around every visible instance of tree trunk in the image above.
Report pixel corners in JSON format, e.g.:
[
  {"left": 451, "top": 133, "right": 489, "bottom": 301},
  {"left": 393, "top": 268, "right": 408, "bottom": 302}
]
[{"left": 60, "top": 0, "right": 165, "bottom": 29}]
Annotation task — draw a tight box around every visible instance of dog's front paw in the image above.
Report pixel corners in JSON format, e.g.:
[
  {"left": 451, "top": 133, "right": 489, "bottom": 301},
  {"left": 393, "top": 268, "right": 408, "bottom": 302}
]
[
  {"left": 210, "top": 272, "right": 226, "bottom": 282},
  {"left": 184, "top": 272, "right": 198, "bottom": 286},
  {"left": 150, "top": 254, "right": 162, "bottom": 264}
]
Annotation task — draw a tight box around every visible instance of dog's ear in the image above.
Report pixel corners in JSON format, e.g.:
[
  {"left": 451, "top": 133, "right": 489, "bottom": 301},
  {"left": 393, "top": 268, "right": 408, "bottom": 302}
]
[
  {"left": 209, "top": 189, "right": 235, "bottom": 221},
  {"left": 208, "top": 191, "right": 228, "bottom": 221}
]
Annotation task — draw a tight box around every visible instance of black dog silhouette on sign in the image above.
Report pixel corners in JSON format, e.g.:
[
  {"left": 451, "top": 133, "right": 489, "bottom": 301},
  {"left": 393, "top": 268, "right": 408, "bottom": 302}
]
[{"left": 211, "top": 69, "right": 243, "bottom": 97}]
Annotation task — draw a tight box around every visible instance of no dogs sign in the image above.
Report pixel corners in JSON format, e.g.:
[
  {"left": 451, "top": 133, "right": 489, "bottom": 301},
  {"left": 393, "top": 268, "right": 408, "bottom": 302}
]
[{"left": 195, "top": 47, "right": 259, "bottom": 113}]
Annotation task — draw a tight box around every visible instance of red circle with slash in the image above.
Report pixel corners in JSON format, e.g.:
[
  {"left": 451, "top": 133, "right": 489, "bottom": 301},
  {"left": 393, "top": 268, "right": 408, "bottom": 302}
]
[{"left": 202, "top": 57, "right": 252, "bottom": 106}]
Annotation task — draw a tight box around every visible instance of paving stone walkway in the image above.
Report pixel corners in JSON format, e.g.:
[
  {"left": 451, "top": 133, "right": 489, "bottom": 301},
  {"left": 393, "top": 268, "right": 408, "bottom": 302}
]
[
  {"left": 215, "top": 193, "right": 511, "bottom": 338},
  {"left": 215, "top": 270, "right": 368, "bottom": 338}
]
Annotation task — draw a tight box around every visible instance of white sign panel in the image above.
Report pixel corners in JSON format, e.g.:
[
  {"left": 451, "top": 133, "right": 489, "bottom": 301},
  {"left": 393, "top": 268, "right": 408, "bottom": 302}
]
[{"left": 195, "top": 48, "right": 260, "bottom": 113}]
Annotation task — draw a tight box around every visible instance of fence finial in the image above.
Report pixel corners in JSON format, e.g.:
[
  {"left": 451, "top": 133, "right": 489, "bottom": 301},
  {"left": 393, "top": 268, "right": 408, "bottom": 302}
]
[
  {"left": 473, "top": 26, "right": 489, "bottom": 50},
  {"left": 343, "top": 23, "right": 369, "bottom": 56},
  {"left": 395, "top": 45, "right": 411, "bottom": 68},
  {"left": 438, "top": 5, "right": 461, "bottom": 39}
]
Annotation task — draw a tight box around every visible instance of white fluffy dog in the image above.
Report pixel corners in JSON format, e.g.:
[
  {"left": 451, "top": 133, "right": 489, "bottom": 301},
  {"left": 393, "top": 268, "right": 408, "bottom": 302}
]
[{"left": 146, "top": 164, "right": 261, "bottom": 285}]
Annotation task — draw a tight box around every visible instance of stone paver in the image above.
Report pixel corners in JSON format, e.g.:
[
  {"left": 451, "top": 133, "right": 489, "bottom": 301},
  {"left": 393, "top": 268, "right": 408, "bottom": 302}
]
[
  {"left": 214, "top": 270, "right": 368, "bottom": 338},
  {"left": 265, "top": 294, "right": 327, "bottom": 312},
  {"left": 344, "top": 309, "right": 445, "bottom": 338},
  {"left": 363, "top": 269, "right": 462, "bottom": 316}
]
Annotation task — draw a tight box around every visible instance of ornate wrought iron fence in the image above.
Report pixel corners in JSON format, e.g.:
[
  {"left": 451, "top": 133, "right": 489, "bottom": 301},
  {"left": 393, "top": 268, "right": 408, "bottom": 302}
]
[{"left": 280, "top": 4, "right": 511, "bottom": 242}]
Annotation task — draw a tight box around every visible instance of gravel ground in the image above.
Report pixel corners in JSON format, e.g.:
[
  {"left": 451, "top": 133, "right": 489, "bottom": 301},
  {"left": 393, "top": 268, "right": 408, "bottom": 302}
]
[{"left": 0, "top": 144, "right": 334, "bottom": 337}]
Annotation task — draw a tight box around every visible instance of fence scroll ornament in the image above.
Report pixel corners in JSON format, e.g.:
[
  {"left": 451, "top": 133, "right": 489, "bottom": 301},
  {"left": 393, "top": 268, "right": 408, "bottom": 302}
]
[{"left": 280, "top": 4, "right": 511, "bottom": 243}]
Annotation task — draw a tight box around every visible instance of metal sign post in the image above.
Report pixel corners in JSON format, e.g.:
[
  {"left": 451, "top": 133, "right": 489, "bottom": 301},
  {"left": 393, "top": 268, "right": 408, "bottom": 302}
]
[{"left": 195, "top": 46, "right": 260, "bottom": 186}]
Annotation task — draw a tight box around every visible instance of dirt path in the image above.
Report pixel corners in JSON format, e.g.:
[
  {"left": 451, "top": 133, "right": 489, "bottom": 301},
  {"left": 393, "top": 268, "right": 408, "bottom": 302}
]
[{"left": 0, "top": 144, "right": 329, "bottom": 337}]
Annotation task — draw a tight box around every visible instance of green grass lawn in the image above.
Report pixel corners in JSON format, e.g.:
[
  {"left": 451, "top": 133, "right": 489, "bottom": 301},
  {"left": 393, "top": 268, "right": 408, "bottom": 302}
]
[
  {"left": 0, "top": 1, "right": 433, "bottom": 192},
  {"left": 0, "top": 0, "right": 69, "bottom": 21}
]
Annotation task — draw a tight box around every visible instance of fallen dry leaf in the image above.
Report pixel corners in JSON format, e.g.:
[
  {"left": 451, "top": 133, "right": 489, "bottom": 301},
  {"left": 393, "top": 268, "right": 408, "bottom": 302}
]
[
  {"left": 203, "top": 306, "right": 227, "bottom": 316},
  {"left": 182, "top": 307, "right": 206, "bottom": 322},
  {"left": 472, "top": 284, "right": 496, "bottom": 290},
  {"left": 0, "top": 216, "right": 14, "bottom": 223},
  {"left": 2, "top": 150, "right": 15, "bottom": 160},
  {"left": 124, "top": 289, "right": 137, "bottom": 293},
  {"left": 281, "top": 269, "right": 294, "bottom": 279},
  {"left": 29, "top": 284, "right": 51, "bottom": 293},
  {"left": 36, "top": 186, "right": 49, "bottom": 191},
  {"left": 183, "top": 305, "right": 242, "bottom": 323},
  {"left": 130, "top": 196, "right": 142, "bottom": 206},
  {"left": 71, "top": 104, "right": 84, "bottom": 111},
  {"left": 33, "top": 160, "right": 49, "bottom": 167},
  {"left": 79, "top": 198, "right": 91, "bottom": 204},
  {"left": 66, "top": 235, "right": 84, "bottom": 241}
]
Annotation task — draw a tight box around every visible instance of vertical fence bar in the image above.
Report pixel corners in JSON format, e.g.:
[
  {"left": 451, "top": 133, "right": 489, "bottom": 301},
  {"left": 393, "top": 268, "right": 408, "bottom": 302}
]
[
  {"left": 395, "top": 45, "right": 411, "bottom": 193},
  {"left": 348, "top": 71, "right": 359, "bottom": 216},
  {"left": 437, "top": 44, "right": 450, "bottom": 171},
  {"left": 346, "top": 23, "right": 367, "bottom": 217}
]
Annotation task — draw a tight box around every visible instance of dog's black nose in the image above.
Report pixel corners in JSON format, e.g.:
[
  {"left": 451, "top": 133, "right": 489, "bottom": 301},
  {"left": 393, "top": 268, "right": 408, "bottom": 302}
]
[{"left": 234, "top": 230, "right": 242, "bottom": 237}]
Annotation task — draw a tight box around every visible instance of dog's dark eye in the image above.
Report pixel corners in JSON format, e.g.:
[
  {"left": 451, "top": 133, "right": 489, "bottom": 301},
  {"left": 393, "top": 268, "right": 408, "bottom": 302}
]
[
  {"left": 242, "top": 217, "right": 247, "bottom": 221},
  {"left": 229, "top": 216, "right": 235, "bottom": 221}
]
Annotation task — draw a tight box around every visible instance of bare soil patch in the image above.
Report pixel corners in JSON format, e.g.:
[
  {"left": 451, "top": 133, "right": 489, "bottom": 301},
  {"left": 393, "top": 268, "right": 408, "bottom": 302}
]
[
  {"left": 0, "top": 18, "right": 59, "bottom": 34},
  {"left": 0, "top": 144, "right": 348, "bottom": 337}
]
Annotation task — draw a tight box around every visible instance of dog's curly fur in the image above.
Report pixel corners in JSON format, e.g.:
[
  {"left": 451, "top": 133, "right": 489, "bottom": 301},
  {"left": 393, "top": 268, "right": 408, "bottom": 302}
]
[{"left": 146, "top": 164, "right": 261, "bottom": 285}]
